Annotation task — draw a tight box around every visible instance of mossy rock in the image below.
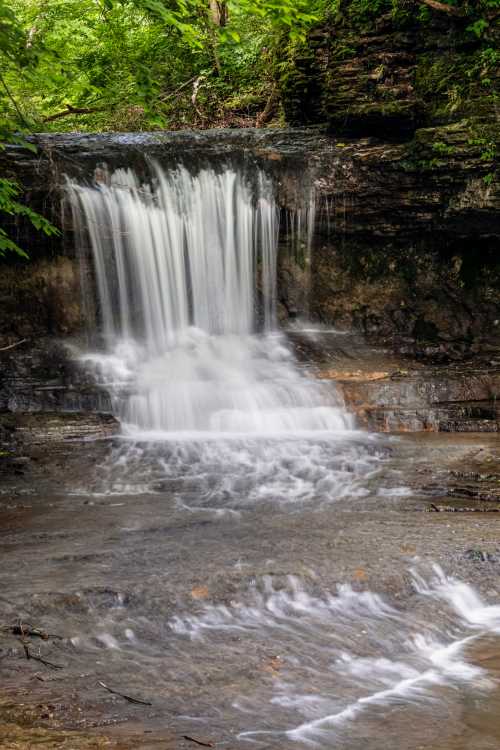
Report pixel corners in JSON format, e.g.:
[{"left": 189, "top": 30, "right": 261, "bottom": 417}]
[{"left": 279, "top": 0, "right": 499, "bottom": 146}]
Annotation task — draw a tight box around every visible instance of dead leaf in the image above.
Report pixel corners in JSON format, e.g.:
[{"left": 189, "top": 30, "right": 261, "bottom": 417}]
[
  {"left": 261, "top": 655, "right": 283, "bottom": 677},
  {"left": 400, "top": 544, "right": 417, "bottom": 554},
  {"left": 191, "top": 586, "right": 209, "bottom": 600},
  {"left": 353, "top": 568, "right": 368, "bottom": 582}
]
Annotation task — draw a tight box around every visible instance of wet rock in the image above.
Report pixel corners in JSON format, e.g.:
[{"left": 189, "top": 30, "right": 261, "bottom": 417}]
[
  {"left": 464, "top": 549, "right": 499, "bottom": 563},
  {"left": 0, "top": 257, "right": 83, "bottom": 343},
  {"left": 0, "top": 339, "right": 111, "bottom": 413},
  {"left": 0, "top": 126, "right": 498, "bottom": 355},
  {"left": 322, "top": 361, "right": 500, "bottom": 433},
  {"left": 0, "top": 411, "right": 119, "bottom": 445},
  {"left": 280, "top": 4, "right": 498, "bottom": 140},
  {"left": 276, "top": 0, "right": 499, "bottom": 353}
]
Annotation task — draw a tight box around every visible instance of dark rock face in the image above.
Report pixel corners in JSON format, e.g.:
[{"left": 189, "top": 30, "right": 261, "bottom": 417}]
[
  {"left": 306, "top": 136, "right": 499, "bottom": 357},
  {"left": 280, "top": 2, "right": 498, "bottom": 139},
  {"left": 276, "top": 1, "right": 499, "bottom": 356},
  {"left": 0, "top": 256, "right": 82, "bottom": 341},
  {"left": 334, "top": 368, "right": 500, "bottom": 433},
  {"left": 0, "top": 339, "right": 111, "bottom": 413},
  {"left": 282, "top": 17, "right": 419, "bottom": 137},
  {"left": 1, "top": 127, "right": 498, "bottom": 357},
  {"left": 0, "top": 338, "right": 113, "bottom": 450},
  {"left": 294, "top": 328, "right": 500, "bottom": 435},
  {"left": 0, "top": 411, "right": 119, "bottom": 446}
]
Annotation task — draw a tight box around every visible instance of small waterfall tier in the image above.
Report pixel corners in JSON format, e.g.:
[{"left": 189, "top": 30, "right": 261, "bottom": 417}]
[{"left": 68, "top": 163, "right": 354, "bottom": 437}]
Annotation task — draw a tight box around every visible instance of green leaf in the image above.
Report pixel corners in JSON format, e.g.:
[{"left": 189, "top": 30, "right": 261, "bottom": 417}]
[
  {"left": 467, "top": 18, "right": 489, "bottom": 38},
  {"left": 0, "top": 228, "right": 29, "bottom": 259}
]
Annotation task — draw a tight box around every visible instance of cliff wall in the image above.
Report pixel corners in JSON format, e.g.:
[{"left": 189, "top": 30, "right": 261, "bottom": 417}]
[
  {"left": 277, "top": 0, "right": 499, "bottom": 358},
  {"left": 0, "top": 120, "right": 499, "bottom": 360}
]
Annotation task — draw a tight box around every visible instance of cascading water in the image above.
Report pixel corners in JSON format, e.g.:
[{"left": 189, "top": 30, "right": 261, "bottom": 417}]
[
  {"left": 4, "top": 153, "right": 495, "bottom": 750},
  {"left": 68, "top": 163, "right": 354, "bottom": 439}
]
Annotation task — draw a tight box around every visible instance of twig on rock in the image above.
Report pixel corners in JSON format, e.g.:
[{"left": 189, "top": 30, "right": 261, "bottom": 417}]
[
  {"left": 23, "top": 643, "right": 63, "bottom": 670},
  {"left": 0, "top": 338, "right": 27, "bottom": 352},
  {"left": 98, "top": 681, "right": 152, "bottom": 706},
  {"left": 183, "top": 736, "right": 214, "bottom": 748}
]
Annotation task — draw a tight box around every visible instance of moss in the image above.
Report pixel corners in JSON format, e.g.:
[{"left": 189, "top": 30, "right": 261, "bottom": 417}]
[
  {"left": 280, "top": 0, "right": 499, "bottom": 147},
  {"left": 402, "top": 117, "right": 499, "bottom": 175},
  {"left": 415, "top": 44, "right": 499, "bottom": 125}
]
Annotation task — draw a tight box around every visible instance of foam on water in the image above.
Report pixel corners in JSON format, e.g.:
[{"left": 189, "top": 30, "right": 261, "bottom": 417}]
[
  {"left": 73, "top": 431, "right": 386, "bottom": 508},
  {"left": 68, "top": 163, "right": 354, "bottom": 438},
  {"left": 67, "top": 161, "right": 386, "bottom": 505},
  {"left": 168, "top": 566, "right": 500, "bottom": 746}
]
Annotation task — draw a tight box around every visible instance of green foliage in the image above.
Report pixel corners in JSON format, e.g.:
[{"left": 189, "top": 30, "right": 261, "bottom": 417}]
[
  {"left": 1, "top": 0, "right": 320, "bottom": 133},
  {"left": 0, "top": 161, "right": 60, "bottom": 259},
  {"left": 467, "top": 18, "right": 489, "bottom": 38},
  {"left": 2, "top": 0, "right": 497, "bottom": 135},
  {"left": 341, "top": 0, "right": 393, "bottom": 25},
  {"left": 431, "top": 141, "right": 456, "bottom": 156},
  {"left": 233, "top": 0, "right": 318, "bottom": 41},
  {"left": 0, "top": 1, "right": 61, "bottom": 257}
]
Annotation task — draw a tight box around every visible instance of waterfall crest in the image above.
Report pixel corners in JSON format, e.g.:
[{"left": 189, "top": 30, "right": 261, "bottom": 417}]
[{"left": 68, "top": 163, "right": 354, "bottom": 437}]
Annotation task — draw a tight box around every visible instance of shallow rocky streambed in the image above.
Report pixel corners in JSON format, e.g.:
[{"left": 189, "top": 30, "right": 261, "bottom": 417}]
[{"left": 2, "top": 347, "right": 500, "bottom": 750}]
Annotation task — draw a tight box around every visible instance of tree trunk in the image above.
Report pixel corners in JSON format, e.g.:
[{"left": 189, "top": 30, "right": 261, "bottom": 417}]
[
  {"left": 209, "top": 1, "right": 228, "bottom": 27},
  {"left": 256, "top": 85, "right": 277, "bottom": 128}
]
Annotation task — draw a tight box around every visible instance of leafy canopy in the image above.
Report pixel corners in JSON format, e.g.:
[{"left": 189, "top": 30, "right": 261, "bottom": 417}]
[{"left": 0, "top": 0, "right": 497, "bottom": 255}]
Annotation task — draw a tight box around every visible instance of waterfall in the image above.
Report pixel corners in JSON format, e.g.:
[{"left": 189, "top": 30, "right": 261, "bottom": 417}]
[{"left": 68, "top": 163, "right": 354, "bottom": 437}]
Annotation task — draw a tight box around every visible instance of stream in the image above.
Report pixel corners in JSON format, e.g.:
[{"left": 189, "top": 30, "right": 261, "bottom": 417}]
[{"left": 1, "top": 159, "right": 500, "bottom": 749}]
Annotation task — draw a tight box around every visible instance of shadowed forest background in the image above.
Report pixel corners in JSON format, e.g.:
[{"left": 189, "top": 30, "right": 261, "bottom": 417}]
[{"left": 1, "top": 0, "right": 498, "bottom": 134}]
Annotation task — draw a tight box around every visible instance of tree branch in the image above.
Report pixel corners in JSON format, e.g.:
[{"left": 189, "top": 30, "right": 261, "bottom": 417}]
[
  {"left": 191, "top": 76, "right": 206, "bottom": 120},
  {"left": 0, "top": 338, "right": 27, "bottom": 352},
  {"left": 159, "top": 76, "right": 199, "bottom": 102},
  {"left": 0, "top": 72, "right": 30, "bottom": 127},
  {"left": 43, "top": 105, "right": 107, "bottom": 123},
  {"left": 256, "top": 85, "right": 277, "bottom": 128},
  {"left": 418, "top": 0, "right": 463, "bottom": 17}
]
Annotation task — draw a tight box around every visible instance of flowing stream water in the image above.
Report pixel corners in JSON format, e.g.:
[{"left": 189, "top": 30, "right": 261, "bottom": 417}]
[
  {"left": 3, "top": 161, "right": 499, "bottom": 748},
  {"left": 68, "top": 164, "right": 352, "bottom": 437},
  {"left": 67, "top": 163, "right": 382, "bottom": 507}
]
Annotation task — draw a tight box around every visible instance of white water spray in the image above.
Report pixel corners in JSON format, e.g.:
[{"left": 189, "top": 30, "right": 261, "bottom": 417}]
[
  {"left": 169, "top": 566, "right": 500, "bottom": 747},
  {"left": 68, "top": 163, "right": 354, "bottom": 437}
]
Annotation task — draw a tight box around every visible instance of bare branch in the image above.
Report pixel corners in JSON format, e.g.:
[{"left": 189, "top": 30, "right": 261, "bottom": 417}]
[
  {"left": 0, "top": 338, "right": 27, "bottom": 352},
  {"left": 98, "top": 681, "right": 152, "bottom": 706},
  {"left": 0, "top": 72, "right": 30, "bottom": 127},
  {"left": 44, "top": 105, "right": 107, "bottom": 123},
  {"left": 159, "top": 76, "right": 199, "bottom": 102},
  {"left": 418, "top": 0, "right": 463, "bottom": 17},
  {"left": 191, "top": 76, "right": 206, "bottom": 120}
]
